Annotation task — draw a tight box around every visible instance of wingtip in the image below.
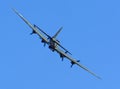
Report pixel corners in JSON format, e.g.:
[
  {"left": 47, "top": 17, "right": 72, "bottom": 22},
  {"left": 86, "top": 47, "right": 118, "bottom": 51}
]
[
  {"left": 94, "top": 74, "right": 102, "bottom": 80},
  {"left": 12, "top": 8, "right": 17, "bottom": 13},
  {"left": 12, "top": 8, "right": 19, "bottom": 15},
  {"left": 12, "top": 8, "right": 24, "bottom": 19},
  {"left": 97, "top": 76, "right": 102, "bottom": 80}
]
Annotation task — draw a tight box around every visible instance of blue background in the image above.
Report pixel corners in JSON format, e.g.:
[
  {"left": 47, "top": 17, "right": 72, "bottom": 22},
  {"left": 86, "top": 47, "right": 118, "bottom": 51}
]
[{"left": 1, "top": 0, "right": 120, "bottom": 89}]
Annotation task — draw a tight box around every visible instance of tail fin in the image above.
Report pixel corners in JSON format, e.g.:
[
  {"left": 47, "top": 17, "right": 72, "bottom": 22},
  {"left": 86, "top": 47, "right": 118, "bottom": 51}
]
[{"left": 52, "top": 27, "right": 63, "bottom": 38}]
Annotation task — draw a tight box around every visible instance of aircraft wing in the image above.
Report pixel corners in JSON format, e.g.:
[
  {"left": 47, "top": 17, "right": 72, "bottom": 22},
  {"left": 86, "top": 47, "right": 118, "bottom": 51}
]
[
  {"left": 12, "top": 8, "right": 49, "bottom": 44},
  {"left": 55, "top": 47, "right": 101, "bottom": 79}
]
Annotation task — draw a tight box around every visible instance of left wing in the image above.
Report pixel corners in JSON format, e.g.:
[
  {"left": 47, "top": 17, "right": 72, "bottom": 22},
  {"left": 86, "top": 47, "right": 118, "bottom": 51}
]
[
  {"left": 12, "top": 8, "right": 49, "bottom": 44},
  {"left": 55, "top": 47, "right": 101, "bottom": 79}
]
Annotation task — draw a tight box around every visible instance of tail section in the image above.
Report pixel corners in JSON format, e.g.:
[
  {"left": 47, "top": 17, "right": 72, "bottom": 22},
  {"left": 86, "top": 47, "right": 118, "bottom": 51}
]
[{"left": 52, "top": 27, "right": 63, "bottom": 38}]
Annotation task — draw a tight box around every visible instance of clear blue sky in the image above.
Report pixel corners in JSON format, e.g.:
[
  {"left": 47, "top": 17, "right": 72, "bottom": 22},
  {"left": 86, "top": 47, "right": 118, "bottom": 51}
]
[{"left": 1, "top": 0, "right": 120, "bottom": 89}]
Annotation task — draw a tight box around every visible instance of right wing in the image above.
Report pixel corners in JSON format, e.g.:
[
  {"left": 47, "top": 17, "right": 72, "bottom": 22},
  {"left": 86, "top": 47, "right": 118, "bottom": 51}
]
[
  {"left": 12, "top": 8, "right": 49, "bottom": 44},
  {"left": 55, "top": 47, "right": 101, "bottom": 79}
]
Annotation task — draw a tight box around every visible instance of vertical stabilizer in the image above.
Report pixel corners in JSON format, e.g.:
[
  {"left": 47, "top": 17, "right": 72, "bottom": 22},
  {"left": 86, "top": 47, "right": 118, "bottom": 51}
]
[{"left": 52, "top": 27, "right": 63, "bottom": 38}]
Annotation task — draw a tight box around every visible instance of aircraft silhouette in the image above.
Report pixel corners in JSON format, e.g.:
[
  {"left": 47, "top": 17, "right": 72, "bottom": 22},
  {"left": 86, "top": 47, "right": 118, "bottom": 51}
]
[{"left": 13, "top": 8, "right": 101, "bottom": 79}]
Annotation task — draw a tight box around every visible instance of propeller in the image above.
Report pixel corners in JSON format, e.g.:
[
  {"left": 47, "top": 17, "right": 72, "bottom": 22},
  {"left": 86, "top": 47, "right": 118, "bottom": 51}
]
[
  {"left": 41, "top": 39, "right": 46, "bottom": 47},
  {"left": 30, "top": 30, "right": 36, "bottom": 35},
  {"left": 70, "top": 60, "right": 80, "bottom": 68},
  {"left": 44, "top": 43, "right": 46, "bottom": 47},
  {"left": 59, "top": 53, "right": 64, "bottom": 61}
]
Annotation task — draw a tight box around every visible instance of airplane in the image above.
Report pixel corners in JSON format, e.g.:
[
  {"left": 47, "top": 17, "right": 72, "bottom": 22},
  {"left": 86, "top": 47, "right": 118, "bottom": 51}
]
[{"left": 12, "top": 8, "right": 101, "bottom": 79}]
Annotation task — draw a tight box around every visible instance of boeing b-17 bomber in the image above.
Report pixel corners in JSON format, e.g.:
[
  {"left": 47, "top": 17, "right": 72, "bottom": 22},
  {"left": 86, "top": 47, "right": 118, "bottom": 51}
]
[{"left": 13, "top": 8, "right": 101, "bottom": 79}]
